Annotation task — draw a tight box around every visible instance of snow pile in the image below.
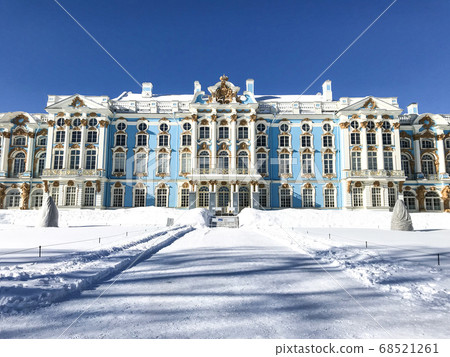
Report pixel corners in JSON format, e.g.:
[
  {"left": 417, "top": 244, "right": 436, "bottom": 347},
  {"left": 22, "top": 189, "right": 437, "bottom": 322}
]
[
  {"left": 238, "top": 208, "right": 450, "bottom": 230},
  {"left": 391, "top": 200, "right": 413, "bottom": 231},
  {"left": 0, "top": 225, "right": 194, "bottom": 314},
  {"left": 0, "top": 207, "right": 211, "bottom": 228}
]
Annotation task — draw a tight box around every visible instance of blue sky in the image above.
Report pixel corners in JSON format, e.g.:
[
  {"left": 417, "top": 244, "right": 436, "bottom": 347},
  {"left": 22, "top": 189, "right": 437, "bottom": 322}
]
[{"left": 0, "top": 0, "right": 449, "bottom": 113}]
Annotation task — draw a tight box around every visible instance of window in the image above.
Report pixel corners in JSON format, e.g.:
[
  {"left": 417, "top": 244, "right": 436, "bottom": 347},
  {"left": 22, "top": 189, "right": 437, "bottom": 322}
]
[
  {"left": 324, "top": 188, "right": 335, "bottom": 208},
  {"left": 279, "top": 135, "right": 290, "bottom": 147},
  {"left": 112, "top": 187, "right": 124, "bottom": 207},
  {"left": 382, "top": 121, "right": 391, "bottom": 130},
  {"left": 350, "top": 132, "right": 360, "bottom": 145},
  {"left": 256, "top": 153, "right": 267, "bottom": 174},
  {"left": 199, "top": 126, "right": 210, "bottom": 139},
  {"left": 279, "top": 153, "right": 290, "bottom": 175},
  {"left": 323, "top": 153, "right": 333, "bottom": 174},
  {"left": 446, "top": 139, "right": 450, "bottom": 149},
  {"left": 157, "top": 152, "right": 169, "bottom": 174},
  {"left": 135, "top": 152, "right": 147, "bottom": 174},
  {"left": 73, "top": 118, "right": 81, "bottom": 127},
  {"left": 401, "top": 154, "right": 411, "bottom": 177},
  {"left": 368, "top": 152, "right": 377, "bottom": 170},
  {"left": 31, "top": 190, "right": 43, "bottom": 208},
  {"left": 134, "top": 188, "right": 146, "bottom": 207},
  {"left": 280, "top": 123, "right": 289, "bottom": 133},
  {"left": 71, "top": 131, "right": 81, "bottom": 143},
  {"left": 425, "top": 191, "right": 441, "bottom": 211},
  {"left": 65, "top": 186, "right": 77, "bottom": 206},
  {"left": 88, "top": 118, "right": 98, "bottom": 127},
  {"left": 55, "top": 131, "right": 65, "bottom": 143},
  {"left": 181, "top": 152, "right": 192, "bottom": 173},
  {"left": 238, "top": 126, "right": 248, "bottom": 140},
  {"left": 217, "top": 186, "right": 230, "bottom": 208},
  {"left": 372, "top": 187, "right": 381, "bottom": 207},
  {"left": 422, "top": 154, "right": 436, "bottom": 175},
  {"left": 198, "top": 186, "right": 209, "bottom": 207},
  {"left": 113, "top": 152, "right": 126, "bottom": 173},
  {"left": 117, "top": 122, "right": 126, "bottom": 131},
  {"left": 256, "top": 135, "right": 267, "bottom": 147},
  {"left": 366, "top": 121, "right": 375, "bottom": 130},
  {"left": 237, "top": 152, "right": 249, "bottom": 173},
  {"left": 218, "top": 126, "right": 229, "bottom": 139},
  {"left": 198, "top": 151, "right": 210, "bottom": 172},
  {"left": 352, "top": 187, "right": 363, "bottom": 207},
  {"left": 238, "top": 187, "right": 250, "bottom": 210},
  {"left": 13, "top": 152, "right": 26, "bottom": 176},
  {"left": 53, "top": 150, "right": 64, "bottom": 169},
  {"left": 85, "top": 150, "right": 97, "bottom": 170},
  {"left": 87, "top": 131, "right": 98, "bottom": 143},
  {"left": 350, "top": 121, "right": 359, "bottom": 130},
  {"left": 259, "top": 188, "right": 268, "bottom": 208},
  {"left": 37, "top": 136, "right": 47, "bottom": 146},
  {"left": 447, "top": 155, "right": 450, "bottom": 174},
  {"left": 280, "top": 188, "right": 292, "bottom": 208},
  {"left": 323, "top": 123, "right": 332, "bottom": 132},
  {"left": 257, "top": 123, "right": 266, "bottom": 132},
  {"left": 217, "top": 151, "right": 229, "bottom": 173},
  {"left": 137, "top": 134, "right": 147, "bottom": 146},
  {"left": 158, "top": 134, "right": 169, "bottom": 146},
  {"left": 382, "top": 133, "right": 392, "bottom": 145},
  {"left": 367, "top": 132, "right": 376, "bottom": 145},
  {"left": 384, "top": 152, "right": 393, "bottom": 171},
  {"left": 84, "top": 187, "right": 95, "bottom": 207},
  {"left": 388, "top": 187, "right": 396, "bottom": 208},
  {"left": 322, "top": 136, "right": 332, "bottom": 147},
  {"left": 69, "top": 150, "right": 80, "bottom": 170},
  {"left": 180, "top": 188, "right": 189, "bottom": 208},
  {"left": 302, "top": 188, "right": 314, "bottom": 208},
  {"left": 351, "top": 151, "right": 361, "bottom": 171},
  {"left": 301, "top": 123, "right": 311, "bottom": 132},
  {"left": 6, "top": 190, "right": 21, "bottom": 208},
  {"left": 51, "top": 187, "right": 59, "bottom": 206},
  {"left": 36, "top": 153, "right": 46, "bottom": 177},
  {"left": 115, "top": 134, "right": 126, "bottom": 146},
  {"left": 301, "top": 135, "right": 311, "bottom": 148},
  {"left": 404, "top": 191, "right": 416, "bottom": 211},
  {"left": 181, "top": 134, "right": 191, "bottom": 146},
  {"left": 400, "top": 138, "right": 410, "bottom": 148},
  {"left": 57, "top": 118, "right": 65, "bottom": 127},
  {"left": 159, "top": 123, "right": 168, "bottom": 132},
  {"left": 302, "top": 153, "right": 312, "bottom": 174},
  {"left": 182, "top": 122, "right": 191, "bottom": 131},
  {"left": 421, "top": 139, "right": 434, "bottom": 149}
]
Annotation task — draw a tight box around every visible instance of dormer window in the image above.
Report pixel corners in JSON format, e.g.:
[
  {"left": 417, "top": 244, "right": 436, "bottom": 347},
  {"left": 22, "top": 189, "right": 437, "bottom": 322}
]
[{"left": 13, "top": 136, "right": 26, "bottom": 146}]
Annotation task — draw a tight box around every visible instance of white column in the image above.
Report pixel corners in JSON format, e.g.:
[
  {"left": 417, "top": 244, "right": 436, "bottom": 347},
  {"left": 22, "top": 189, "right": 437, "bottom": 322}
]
[
  {"left": 77, "top": 183, "right": 83, "bottom": 207},
  {"left": 393, "top": 125, "right": 401, "bottom": 171},
  {"left": 45, "top": 124, "right": 54, "bottom": 169},
  {"left": 376, "top": 124, "right": 384, "bottom": 170},
  {"left": 361, "top": 126, "right": 368, "bottom": 170},
  {"left": 414, "top": 138, "right": 422, "bottom": 173},
  {"left": 25, "top": 133, "right": 35, "bottom": 173},
  {"left": 0, "top": 133, "right": 11, "bottom": 175},
  {"left": 79, "top": 120, "right": 87, "bottom": 169},
  {"left": 95, "top": 181, "right": 104, "bottom": 208},
  {"left": 250, "top": 116, "right": 256, "bottom": 170},
  {"left": 192, "top": 117, "right": 198, "bottom": 170},
  {"left": 62, "top": 124, "right": 70, "bottom": 169},
  {"left": 437, "top": 135, "right": 446, "bottom": 174},
  {"left": 58, "top": 184, "right": 64, "bottom": 206},
  {"left": 211, "top": 116, "right": 217, "bottom": 169},
  {"left": 97, "top": 121, "right": 108, "bottom": 171},
  {"left": 231, "top": 116, "right": 237, "bottom": 170},
  {"left": 339, "top": 123, "right": 350, "bottom": 172}
]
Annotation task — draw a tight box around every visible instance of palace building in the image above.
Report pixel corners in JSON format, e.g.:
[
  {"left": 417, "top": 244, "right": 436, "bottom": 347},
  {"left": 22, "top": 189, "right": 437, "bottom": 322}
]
[{"left": 0, "top": 75, "right": 449, "bottom": 212}]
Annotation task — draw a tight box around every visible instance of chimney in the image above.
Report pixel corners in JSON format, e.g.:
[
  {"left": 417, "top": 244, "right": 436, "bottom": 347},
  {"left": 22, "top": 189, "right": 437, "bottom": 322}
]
[
  {"left": 322, "top": 80, "right": 332, "bottom": 102},
  {"left": 142, "top": 82, "right": 153, "bottom": 98},
  {"left": 194, "top": 81, "right": 201, "bottom": 93},
  {"left": 407, "top": 102, "right": 418, "bottom": 115},
  {"left": 246, "top": 79, "right": 254, "bottom": 94}
]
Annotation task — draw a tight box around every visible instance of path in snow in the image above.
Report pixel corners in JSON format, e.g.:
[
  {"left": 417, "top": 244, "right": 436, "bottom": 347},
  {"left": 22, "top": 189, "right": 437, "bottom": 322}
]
[{"left": 0, "top": 228, "right": 448, "bottom": 338}]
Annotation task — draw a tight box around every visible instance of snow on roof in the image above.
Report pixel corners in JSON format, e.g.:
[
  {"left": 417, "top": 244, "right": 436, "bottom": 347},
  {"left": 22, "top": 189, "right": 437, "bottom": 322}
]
[
  {"left": 255, "top": 94, "right": 323, "bottom": 102},
  {"left": 112, "top": 91, "right": 193, "bottom": 102}
]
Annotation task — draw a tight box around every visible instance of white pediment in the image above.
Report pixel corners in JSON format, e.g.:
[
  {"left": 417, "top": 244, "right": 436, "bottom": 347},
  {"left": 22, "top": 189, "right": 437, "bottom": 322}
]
[
  {"left": 0, "top": 112, "right": 39, "bottom": 126},
  {"left": 338, "top": 96, "right": 401, "bottom": 113},
  {"left": 45, "top": 94, "right": 109, "bottom": 112}
]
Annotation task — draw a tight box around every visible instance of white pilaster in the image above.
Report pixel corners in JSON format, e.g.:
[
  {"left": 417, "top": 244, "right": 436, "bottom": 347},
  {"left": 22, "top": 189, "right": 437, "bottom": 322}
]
[
  {"left": 45, "top": 125, "right": 54, "bottom": 169},
  {"left": 80, "top": 120, "right": 87, "bottom": 169},
  {"left": 0, "top": 133, "right": 11, "bottom": 175},
  {"left": 231, "top": 116, "right": 237, "bottom": 170},
  {"left": 211, "top": 117, "right": 217, "bottom": 169},
  {"left": 62, "top": 125, "right": 70, "bottom": 169},
  {"left": 361, "top": 126, "right": 368, "bottom": 170},
  {"left": 376, "top": 126, "right": 384, "bottom": 170},
  {"left": 393, "top": 126, "right": 401, "bottom": 170},
  {"left": 340, "top": 123, "right": 350, "bottom": 171},
  {"left": 98, "top": 121, "right": 108, "bottom": 171},
  {"left": 25, "top": 133, "right": 35, "bottom": 173},
  {"left": 437, "top": 136, "right": 446, "bottom": 174},
  {"left": 250, "top": 117, "right": 256, "bottom": 169},
  {"left": 192, "top": 118, "right": 198, "bottom": 170},
  {"left": 414, "top": 138, "right": 422, "bottom": 173}
]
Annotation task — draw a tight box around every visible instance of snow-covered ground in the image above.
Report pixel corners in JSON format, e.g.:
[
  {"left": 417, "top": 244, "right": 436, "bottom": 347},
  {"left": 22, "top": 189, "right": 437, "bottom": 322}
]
[{"left": 0, "top": 207, "right": 449, "bottom": 338}]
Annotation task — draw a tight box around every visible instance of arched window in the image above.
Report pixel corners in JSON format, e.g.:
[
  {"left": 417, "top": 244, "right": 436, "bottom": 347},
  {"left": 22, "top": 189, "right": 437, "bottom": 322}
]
[
  {"left": 280, "top": 187, "right": 292, "bottom": 208},
  {"left": 218, "top": 186, "right": 230, "bottom": 208},
  {"left": 13, "top": 136, "right": 26, "bottom": 146},
  {"left": 198, "top": 186, "right": 209, "bottom": 207},
  {"left": 134, "top": 187, "right": 146, "bottom": 207},
  {"left": 85, "top": 150, "right": 97, "bottom": 170},
  {"left": 156, "top": 187, "right": 168, "bottom": 207},
  {"left": 36, "top": 152, "right": 46, "bottom": 177},
  {"left": 324, "top": 188, "right": 335, "bottom": 208},
  {"left": 13, "top": 152, "right": 26, "bottom": 176},
  {"left": 181, "top": 152, "right": 191, "bottom": 173},
  {"left": 135, "top": 152, "right": 147, "bottom": 174},
  {"left": 31, "top": 189, "right": 43, "bottom": 208},
  {"left": 403, "top": 191, "right": 416, "bottom": 211},
  {"left": 217, "top": 151, "right": 229, "bottom": 173},
  {"left": 115, "top": 133, "right": 126, "bottom": 146},
  {"left": 302, "top": 153, "right": 312, "bottom": 174},
  {"left": 112, "top": 186, "right": 124, "bottom": 207},
  {"left": 198, "top": 151, "right": 210, "bottom": 173},
  {"left": 65, "top": 186, "right": 77, "bottom": 206},
  {"left": 400, "top": 138, "right": 410, "bottom": 148},
  {"left": 302, "top": 188, "right": 314, "bottom": 208},
  {"left": 352, "top": 187, "right": 363, "bottom": 207},
  {"left": 180, "top": 188, "right": 189, "bottom": 208},
  {"left": 256, "top": 153, "right": 267, "bottom": 174},
  {"left": 113, "top": 152, "right": 126, "bottom": 174},
  {"left": 425, "top": 191, "right": 441, "bottom": 211},
  {"left": 83, "top": 186, "right": 95, "bottom": 207},
  {"left": 421, "top": 154, "right": 436, "bottom": 175},
  {"left": 70, "top": 150, "right": 80, "bottom": 170},
  {"left": 279, "top": 153, "right": 290, "bottom": 175},
  {"left": 157, "top": 152, "right": 169, "bottom": 174},
  {"left": 238, "top": 186, "right": 250, "bottom": 210},
  {"left": 237, "top": 151, "right": 249, "bottom": 173},
  {"left": 37, "top": 136, "right": 47, "bottom": 146},
  {"left": 323, "top": 153, "right": 334, "bottom": 174},
  {"left": 5, "top": 189, "right": 21, "bottom": 208},
  {"left": 421, "top": 139, "right": 434, "bottom": 149},
  {"left": 401, "top": 154, "right": 411, "bottom": 177}
]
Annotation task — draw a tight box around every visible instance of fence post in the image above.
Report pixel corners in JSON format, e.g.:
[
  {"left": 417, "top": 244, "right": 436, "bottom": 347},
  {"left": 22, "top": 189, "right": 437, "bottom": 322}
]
[
  {"left": 99, "top": 237, "right": 101, "bottom": 244},
  {"left": 39, "top": 246, "right": 41, "bottom": 258},
  {"left": 329, "top": 233, "right": 331, "bottom": 240},
  {"left": 438, "top": 253, "right": 440, "bottom": 266},
  {"left": 365, "top": 241, "right": 368, "bottom": 249}
]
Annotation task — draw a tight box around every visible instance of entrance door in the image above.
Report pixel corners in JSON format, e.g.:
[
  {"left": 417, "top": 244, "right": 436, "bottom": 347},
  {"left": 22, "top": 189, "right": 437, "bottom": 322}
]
[{"left": 238, "top": 187, "right": 250, "bottom": 212}]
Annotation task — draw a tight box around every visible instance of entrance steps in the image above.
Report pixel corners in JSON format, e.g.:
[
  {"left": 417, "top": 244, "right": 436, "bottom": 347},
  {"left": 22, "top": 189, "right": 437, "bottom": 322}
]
[{"left": 209, "top": 216, "right": 239, "bottom": 228}]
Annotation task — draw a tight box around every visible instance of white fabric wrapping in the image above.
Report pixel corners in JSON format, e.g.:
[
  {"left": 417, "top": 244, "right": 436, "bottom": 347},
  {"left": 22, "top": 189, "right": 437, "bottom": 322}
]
[
  {"left": 391, "top": 199, "right": 413, "bottom": 231},
  {"left": 38, "top": 196, "right": 59, "bottom": 228}
]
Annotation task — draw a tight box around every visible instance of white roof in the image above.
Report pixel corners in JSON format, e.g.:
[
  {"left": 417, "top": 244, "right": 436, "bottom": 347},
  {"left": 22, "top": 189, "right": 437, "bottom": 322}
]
[
  {"left": 112, "top": 91, "right": 193, "bottom": 102},
  {"left": 255, "top": 94, "right": 323, "bottom": 102}
]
